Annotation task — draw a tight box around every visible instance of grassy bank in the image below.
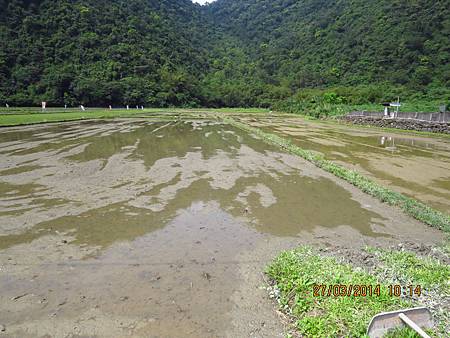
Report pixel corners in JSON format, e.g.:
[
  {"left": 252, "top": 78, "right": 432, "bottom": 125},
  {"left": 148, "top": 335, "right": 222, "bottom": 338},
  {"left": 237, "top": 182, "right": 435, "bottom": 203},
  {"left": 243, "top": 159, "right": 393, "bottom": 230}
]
[
  {"left": 266, "top": 246, "right": 449, "bottom": 337},
  {"left": 0, "top": 107, "right": 269, "bottom": 127},
  {"left": 226, "top": 117, "right": 450, "bottom": 233},
  {"left": 0, "top": 109, "right": 146, "bottom": 126}
]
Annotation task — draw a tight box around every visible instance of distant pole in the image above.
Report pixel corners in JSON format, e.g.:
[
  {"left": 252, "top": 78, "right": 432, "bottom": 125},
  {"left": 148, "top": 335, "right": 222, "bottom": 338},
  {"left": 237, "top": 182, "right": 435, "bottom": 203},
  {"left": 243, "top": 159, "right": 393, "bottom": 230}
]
[{"left": 396, "top": 96, "right": 400, "bottom": 117}]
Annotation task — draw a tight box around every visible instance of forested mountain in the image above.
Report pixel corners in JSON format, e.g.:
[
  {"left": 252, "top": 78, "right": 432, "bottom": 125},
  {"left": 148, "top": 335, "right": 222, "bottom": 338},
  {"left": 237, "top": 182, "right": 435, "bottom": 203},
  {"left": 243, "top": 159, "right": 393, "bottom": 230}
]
[
  {"left": 0, "top": 0, "right": 213, "bottom": 106},
  {"left": 0, "top": 0, "right": 449, "bottom": 108},
  {"left": 207, "top": 0, "right": 450, "bottom": 93}
]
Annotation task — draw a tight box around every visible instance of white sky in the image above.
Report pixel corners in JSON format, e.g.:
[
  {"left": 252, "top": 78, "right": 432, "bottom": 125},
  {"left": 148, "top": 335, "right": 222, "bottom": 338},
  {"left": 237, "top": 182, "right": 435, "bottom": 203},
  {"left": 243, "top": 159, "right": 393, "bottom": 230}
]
[{"left": 192, "top": 0, "right": 216, "bottom": 5}]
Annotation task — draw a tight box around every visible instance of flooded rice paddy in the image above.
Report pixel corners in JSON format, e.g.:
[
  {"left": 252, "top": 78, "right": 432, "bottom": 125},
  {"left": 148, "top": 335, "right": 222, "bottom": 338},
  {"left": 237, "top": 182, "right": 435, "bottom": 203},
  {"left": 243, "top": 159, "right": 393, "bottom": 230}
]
[
  {"left": 0, "top": 119, "right": 444, "bottom": 337},
  {"left": 243, "top": 116, "right": 450, "bottom": 214}
]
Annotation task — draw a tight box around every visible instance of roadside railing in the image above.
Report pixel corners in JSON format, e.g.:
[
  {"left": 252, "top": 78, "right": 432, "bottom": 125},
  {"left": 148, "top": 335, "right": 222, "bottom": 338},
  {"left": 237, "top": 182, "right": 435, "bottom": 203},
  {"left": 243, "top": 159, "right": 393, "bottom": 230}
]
[{"left": 348, "top": 111, "right": 450, "bottom": 123}]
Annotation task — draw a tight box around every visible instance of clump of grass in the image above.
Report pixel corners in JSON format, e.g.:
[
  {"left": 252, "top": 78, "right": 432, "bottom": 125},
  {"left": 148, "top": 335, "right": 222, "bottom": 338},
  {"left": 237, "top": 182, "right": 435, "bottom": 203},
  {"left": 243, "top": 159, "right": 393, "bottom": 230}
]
[
  {"left": 367, "top": 248, "right": 450, "bottom": 290},
  {"left": 382, "top": 327, "right": 424, "bottom": 338},
  {"left": 266, "top": 246, "right": 446, "bottom": 337},
  {"left": 365, "top": 247, "right": 449, "bottom": 335},
  {"left": 266, "top": 246, "right": 411, "bottom": 337},
  {"left": 226, "top": 117, "right": 450, "bottom": 233}
]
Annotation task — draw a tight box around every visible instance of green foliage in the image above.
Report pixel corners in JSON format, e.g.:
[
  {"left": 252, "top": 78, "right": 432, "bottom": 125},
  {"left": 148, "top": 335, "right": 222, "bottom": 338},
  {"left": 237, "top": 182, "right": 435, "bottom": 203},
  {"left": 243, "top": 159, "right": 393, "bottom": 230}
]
[
  {"left": 267, "top": 246, "right": 446, "bottom": 337},
  {"left": 266, "top": 246, "right": 409, "bottom": 337},
  {"left": 273, "top": 85, "right": 450, "bottom": 118},
  {"left": 383, "top": 328, "right": 423, "bottom": 338},
  {"left": 368, "top": 248, "right": 450, "bottom": 290},
  {"left": 207, "top": 0, "right": 450, "bottom": 98},
  {"left": 0, "top": 0, "right": 210, "bottom": 107},
  {"left": 0, "top": 0, "right": 449, "bottom": 108},
  {"left": 323, "top": 92, "right": 345, "bottom": 104}
]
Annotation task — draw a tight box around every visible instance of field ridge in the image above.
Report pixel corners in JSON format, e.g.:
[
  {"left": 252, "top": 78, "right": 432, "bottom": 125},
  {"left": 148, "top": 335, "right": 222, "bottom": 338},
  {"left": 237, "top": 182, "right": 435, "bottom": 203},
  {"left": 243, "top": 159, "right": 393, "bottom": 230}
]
[{"left": 225, "top": 117, "right": 450, "bottom": 234}]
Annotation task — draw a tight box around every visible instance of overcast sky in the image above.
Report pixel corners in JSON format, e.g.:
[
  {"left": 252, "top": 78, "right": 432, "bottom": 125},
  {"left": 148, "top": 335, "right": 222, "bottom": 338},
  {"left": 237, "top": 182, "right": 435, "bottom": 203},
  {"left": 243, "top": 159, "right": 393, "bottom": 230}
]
[{"left": 192, "top": 0, "right": 216, "bottom": 5}]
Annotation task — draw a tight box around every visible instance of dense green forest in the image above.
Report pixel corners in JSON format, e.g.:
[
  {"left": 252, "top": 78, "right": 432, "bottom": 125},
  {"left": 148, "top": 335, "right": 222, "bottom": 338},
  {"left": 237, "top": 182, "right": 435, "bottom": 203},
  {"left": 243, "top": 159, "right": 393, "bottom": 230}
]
[
  {"left": 0, "top": 0, "right": 449, "bottom": 110},
  {"left": 0, "top": 0, "right": 212, "bottom": 107}
]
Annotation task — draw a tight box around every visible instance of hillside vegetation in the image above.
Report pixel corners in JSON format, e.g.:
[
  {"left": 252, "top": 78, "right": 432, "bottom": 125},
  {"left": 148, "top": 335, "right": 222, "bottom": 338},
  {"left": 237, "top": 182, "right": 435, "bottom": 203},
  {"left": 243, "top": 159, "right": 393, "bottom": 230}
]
[
  {"left": 0, "top": 0, "right": 449, "bottom": 110},
  {"left": 0, "top": 0, "right": 211, "bottom": 106}
]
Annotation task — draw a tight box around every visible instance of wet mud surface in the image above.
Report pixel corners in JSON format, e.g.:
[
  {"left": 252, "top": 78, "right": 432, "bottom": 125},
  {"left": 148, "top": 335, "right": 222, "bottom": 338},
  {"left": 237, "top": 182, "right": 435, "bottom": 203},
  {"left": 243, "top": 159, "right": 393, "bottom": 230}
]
[
  {"left": 242, "top": 116, "right": 450, "bottom": 214},
  {"left": 0, "top": 119, "right": 444, "bottom": 337}
]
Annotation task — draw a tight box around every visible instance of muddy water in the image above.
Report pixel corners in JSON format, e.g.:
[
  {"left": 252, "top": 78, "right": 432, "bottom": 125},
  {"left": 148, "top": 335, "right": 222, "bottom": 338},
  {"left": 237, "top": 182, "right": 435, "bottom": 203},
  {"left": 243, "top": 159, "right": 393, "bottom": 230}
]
[
  {"left": 0, "top": 119, "right": 444, "bottom": 337},
  {"left": 243, "top": 117, "right": 450, "bottom": 214}
]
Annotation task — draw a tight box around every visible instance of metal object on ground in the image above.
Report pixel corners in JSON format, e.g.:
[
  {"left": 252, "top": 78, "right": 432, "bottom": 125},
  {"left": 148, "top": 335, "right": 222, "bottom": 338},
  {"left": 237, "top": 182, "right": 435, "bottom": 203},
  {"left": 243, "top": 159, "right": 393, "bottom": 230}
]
[{"left": 367, "top": 307, "right": 433, "bottom": 338}]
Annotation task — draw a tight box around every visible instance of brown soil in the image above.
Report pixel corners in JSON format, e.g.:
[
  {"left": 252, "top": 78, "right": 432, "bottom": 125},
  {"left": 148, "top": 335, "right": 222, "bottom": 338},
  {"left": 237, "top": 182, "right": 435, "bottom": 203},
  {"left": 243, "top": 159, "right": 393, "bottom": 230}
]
[{"left": 0, "top": 119, "right": 445, "bottom": 337}]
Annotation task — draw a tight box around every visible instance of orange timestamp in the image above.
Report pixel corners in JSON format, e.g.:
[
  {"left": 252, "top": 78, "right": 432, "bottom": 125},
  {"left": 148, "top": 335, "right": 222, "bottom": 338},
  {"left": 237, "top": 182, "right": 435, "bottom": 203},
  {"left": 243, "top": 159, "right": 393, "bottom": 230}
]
[{"left": 313, "top": 284, "right": 422, "bottom": 298}]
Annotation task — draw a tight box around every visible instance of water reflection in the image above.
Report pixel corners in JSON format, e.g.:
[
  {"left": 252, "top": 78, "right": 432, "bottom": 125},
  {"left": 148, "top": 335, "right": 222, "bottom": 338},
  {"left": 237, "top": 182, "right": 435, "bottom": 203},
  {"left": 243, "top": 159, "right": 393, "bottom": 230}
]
[
  {"left": 379, "top": 136, "right": 437, "bottom": 151},
  {"left": 0, "top": 120, "right": 387, "bottom": 251},
  {"left": 247, "top": 117, "right": 450, "bottom": 214}
]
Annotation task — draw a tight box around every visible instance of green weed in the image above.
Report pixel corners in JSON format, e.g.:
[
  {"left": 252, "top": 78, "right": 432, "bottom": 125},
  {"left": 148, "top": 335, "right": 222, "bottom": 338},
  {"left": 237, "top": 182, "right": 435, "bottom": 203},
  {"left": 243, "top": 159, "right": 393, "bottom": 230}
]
[
  {"left": 368, "top": 248, "right": 450, "bottom": 290},
  {"left": 267, "top": 246, "right": 446, "bottom": 337},
  {"left": 266, "top": 247, "right": 410, "bottom": 337}
]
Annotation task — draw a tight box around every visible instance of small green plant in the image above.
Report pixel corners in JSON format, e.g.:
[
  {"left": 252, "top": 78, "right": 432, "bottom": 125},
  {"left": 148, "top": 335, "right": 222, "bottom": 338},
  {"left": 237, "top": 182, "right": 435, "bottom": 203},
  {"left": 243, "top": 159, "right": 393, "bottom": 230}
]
[
  {"left": 382, "top": 327, "right": 424, "bottom": 338},
  {"left": 369, "top": 248, "right": 450, "bottom": 290},
  {"left": 266, "top": 247, "right": 410, "bottom": 337},
  {"left": 323, "top": 92, "right": 346, "bottom": 104},
  {"left": 267, "top": 246, "right": 447, "bottom": 337}
]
